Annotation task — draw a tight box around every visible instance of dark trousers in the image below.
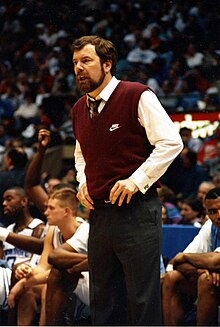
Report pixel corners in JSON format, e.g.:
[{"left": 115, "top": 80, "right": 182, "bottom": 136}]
[{"left": 88, "top": 194, "right": 162, "bottom": 326}]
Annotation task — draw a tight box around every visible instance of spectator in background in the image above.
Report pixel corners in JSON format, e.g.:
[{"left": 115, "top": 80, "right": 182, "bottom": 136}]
[
  {"left": 158, "top": 185, "right": 182, "bottom": 224},
  {"left": 14, "top": 91, "right": 39, "bottom": 132},
  {"left": 197, "top": 181, "right": 215, "bottom": 203},
  {"left": 179, "top": 148, "right": 209, "bottom": 199},
  {"left": 161, "top": 147, "right": 209, "bottom": 200},
  {"left": 197, "top": 122, "right": 220, "bottom": 165},
  {"left": 212, "top": 173, "right": 220, "bottom": 188},
  {"left": 179, "top": 196, "right": 205, "bottom": 228},
  {"left": 179, "top": 127, "right": 203, "bottom": 153},
  {"left": 127, "top": 38, "right": 157, "bottom": 66},
  {"left": 183, "top": 43, "right": 204, "bottom": 69},
  {"left": 204, "top": 140, "right": 220, "bottom": 178},
  {"left": 0, "top": 147, "right": 28, "bottom": 226}
]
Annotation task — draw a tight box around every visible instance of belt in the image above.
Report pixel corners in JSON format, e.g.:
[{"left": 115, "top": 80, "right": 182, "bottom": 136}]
[
  {"left": 93, "top": 192, "right": 157, "bottom": 207},
  {"left": 93, "top": 199, "right": 112, "bottom": 207}
]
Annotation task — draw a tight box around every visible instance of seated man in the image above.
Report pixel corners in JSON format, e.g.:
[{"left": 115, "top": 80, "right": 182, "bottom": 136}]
[
  {"left": 0, "top": 186, "right": 45, "bottom": 313},
  {"left": 162, "top": 187, "right": 220, "bottom": 326},
  {"left": 8, "top": 187, "right": 89, "bottom": 326}
]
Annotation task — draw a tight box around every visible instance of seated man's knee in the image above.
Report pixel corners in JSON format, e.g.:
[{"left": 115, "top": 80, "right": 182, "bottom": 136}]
[
  {"left": 47, "top": 267, "right": 63, "bottom": 288},
  {"left": 163, "top": 271, "right": 183, "bottom": 291},
  {"left": 198, "top": 273, "right": 215, "bottom": 295}
]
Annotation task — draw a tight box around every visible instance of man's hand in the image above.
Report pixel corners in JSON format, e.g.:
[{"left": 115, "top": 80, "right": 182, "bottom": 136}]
[
  {"left": 38, "top": 129, "right": 51, "bottom": 154},
  {"left": 210, "top": 271, "right": 220, "bottom": 286},
  {"left": 77, "top": 183, "right": 94, "bottom": 210},
  {"left": 15, "top": 263, "right": 32, "bottom": 280},
  {"left": 173, "top": 253, "right": 186, "bottom": 267},
  {"left": 109, "top": 178, "right": 139, "bottom": 206}
]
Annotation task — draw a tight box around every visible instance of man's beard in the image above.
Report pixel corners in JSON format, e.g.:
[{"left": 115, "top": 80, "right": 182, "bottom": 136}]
[{"left": 76, "top": 67, "right": 105, "bottom": 93}]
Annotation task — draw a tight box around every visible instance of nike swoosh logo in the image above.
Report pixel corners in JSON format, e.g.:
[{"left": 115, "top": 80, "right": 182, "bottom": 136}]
[{"left": 109, "top": 124, "right": 121, "bottom": 132}]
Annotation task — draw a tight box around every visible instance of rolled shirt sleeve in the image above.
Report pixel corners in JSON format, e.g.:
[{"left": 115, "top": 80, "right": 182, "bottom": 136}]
[{"left": 129, "top": 90, "right": 183, "bottom": 193}]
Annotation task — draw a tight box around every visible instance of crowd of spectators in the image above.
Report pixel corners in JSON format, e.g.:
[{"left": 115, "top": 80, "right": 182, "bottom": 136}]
[
  {"left": 0, "top": 1, "right": 220, "bottom": 148},
  {"left": 0, "top": 0, "right": 220, "bottom": 215}
]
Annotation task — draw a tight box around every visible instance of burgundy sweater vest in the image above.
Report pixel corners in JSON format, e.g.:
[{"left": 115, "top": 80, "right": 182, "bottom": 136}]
[{"left": 72, "top": 81, "right": 158, "bottom": 199}]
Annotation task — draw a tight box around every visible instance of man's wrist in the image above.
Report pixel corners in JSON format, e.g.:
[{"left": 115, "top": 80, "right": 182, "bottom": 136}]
[{"left": 38, "top": 148, "right": 46, "bottom": 156}]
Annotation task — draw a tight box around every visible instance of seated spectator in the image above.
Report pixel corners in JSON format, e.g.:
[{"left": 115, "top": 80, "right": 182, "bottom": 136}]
[
  {"left": 203, "top": 42, "right": 220, "bottom": 82},
  {"left": 212, "top": 173, "right": 220, "bottom": 188},
  {"left": 126, "top": 38, "right": 157, "bottom": 66},
  {"left": 14, "top": 91, "right": 39, "bottom": 132},
  {"left": 197, "top": 122, "right": 220, "bottom": 165},
  {"left": 177, "top": 74, "right": 201, "bottom": 111},
  {"left": 204, "top": 140, "right": 220, "bottom": 178},
  {"left": 158, "top": 79, "right": 179, "bottom": 112},
  {"left": 179, "top": 196, "right": 205, "bottom": 227},
  {"left": 183, "top": 43, "right": 204, "bottom": 69},
  {"left": 162, "top": 202, "right": 182, "bottom": 225},
  {"left": 161, "top": 148, "right": 209, "bottom": 201},
  {"left": 0, "top": 97, "right": 14, "bottom": 122},
  {"left": 0, "top": 186, "right": 45, "bottom": 313},
  {"left": 162, "top": 187, "right": 220, "bottom": 326},
  {"left": 158, "top": 185, "right": 182, "bottom": 224},
  {"left": 197, "top": 180, "right": 215, "bottom": 203},
  {"left": 179, "top": 127, "right": 203, "bottom": 153}
]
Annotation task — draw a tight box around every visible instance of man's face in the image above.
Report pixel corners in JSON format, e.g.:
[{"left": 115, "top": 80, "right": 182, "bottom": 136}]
[
  {"left": 73, "top": 44, "right": 106, "bottom": 94},
  {"left": 180, "top": 203, "right": 198, "bottom": 222},
  {"left": 44, "top": 198, "right": 66, "bottom": 226},
  {"left": 46, "top": 178, "right": 61, "bottom": 195},
  {"left": 205, "top": 197, "right": 220, "bottom": 228},
  {"left": 2, "top": 189, "right": 24, "bottom": 219}
]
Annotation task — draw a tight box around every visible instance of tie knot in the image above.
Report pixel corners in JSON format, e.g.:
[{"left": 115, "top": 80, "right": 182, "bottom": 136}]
[{"left": 88, "top": 98, "right": 102, "bottom": 119}]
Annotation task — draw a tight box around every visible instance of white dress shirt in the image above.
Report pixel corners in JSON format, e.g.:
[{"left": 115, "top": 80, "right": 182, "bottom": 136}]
[{"left": 74, "top": 76, "right": 183, "bottom": 194}]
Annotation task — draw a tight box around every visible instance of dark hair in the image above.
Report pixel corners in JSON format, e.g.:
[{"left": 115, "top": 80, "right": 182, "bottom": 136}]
[
  {"left": 72, "top": 35, "right": 118, "bottom": 75},
  {"left": 6, "top": 147, "right": 28, "bottom": 168},
  {"left": 4, "top": 186, "right": 28, "bottom": 198},
  {"left": 205, "top": 187, "right": 220, "bottom": 200},
  {"left": 185, "top": 149, "right": 197, "bottom": 166},
  {"left": 179, "top": 127, "right": 192, "bottom": 134},
  {"left": 183, "top": 197, "right": 205, "bottom": 217}
]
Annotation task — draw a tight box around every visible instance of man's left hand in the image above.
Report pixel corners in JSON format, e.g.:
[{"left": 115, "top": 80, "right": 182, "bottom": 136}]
[{"left": 109, "top": 179, "right": 139, "bottom": 206}]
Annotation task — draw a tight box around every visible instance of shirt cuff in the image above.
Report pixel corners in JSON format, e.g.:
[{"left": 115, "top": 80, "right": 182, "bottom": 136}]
[
  {"left": 129, "top": 169, "right": 151, "bottom": 194},
  {"left": 78, "top": 176, "right": 86, "bottom": 190}
]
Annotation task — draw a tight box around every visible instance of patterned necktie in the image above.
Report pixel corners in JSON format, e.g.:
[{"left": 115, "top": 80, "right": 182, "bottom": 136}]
[{"left": 88, "top": 98, "right": 102, "bottom": 119}]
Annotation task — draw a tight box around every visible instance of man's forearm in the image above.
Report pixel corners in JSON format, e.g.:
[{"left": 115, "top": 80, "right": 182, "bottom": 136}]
[
  {"left": 174, "top": 262, "right": 199, "bottom": 278},
  {"left": 6, "top": 233, "right": 43, "bottom": 255},
  {"left": 184, "top": 252, "right": 220, "bottom": 271},
  {"left": 25, "top": 152, "right": 45, "bottom": 188},
  {"left": 48, "top": 247, "right": 87, "bottom": 269},
  {"left": 67, "top": 258, "right": 88, "bottom": 273}
]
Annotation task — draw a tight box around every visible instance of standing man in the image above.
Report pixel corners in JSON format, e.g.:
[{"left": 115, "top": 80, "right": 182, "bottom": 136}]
[{"left": 71, "top": 35, "right": 183, "bottom": 325}]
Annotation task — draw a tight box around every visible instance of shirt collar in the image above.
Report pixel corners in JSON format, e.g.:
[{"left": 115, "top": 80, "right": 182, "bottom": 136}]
[
  {"left": 86, "top": 76, "right": 120, "bottom": 103},
  {"left": 99, "top": 76, "right": 120, "bottom": 102}
]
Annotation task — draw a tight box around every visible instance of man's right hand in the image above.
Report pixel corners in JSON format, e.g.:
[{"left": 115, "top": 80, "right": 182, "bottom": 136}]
[
  {"left": 38, "top": 129, "right": 51, "bottom": 154},
  {"left": 77, "top": 183, "right": 94, "bottom": 210},
  {"left": 15, "top": 263, "right": 32, "bottom": 280}
]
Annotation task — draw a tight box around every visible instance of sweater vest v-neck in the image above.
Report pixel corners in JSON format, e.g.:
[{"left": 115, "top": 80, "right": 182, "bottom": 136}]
[{"left": 72, "top": 81, "right": 158, "bottom": 200}]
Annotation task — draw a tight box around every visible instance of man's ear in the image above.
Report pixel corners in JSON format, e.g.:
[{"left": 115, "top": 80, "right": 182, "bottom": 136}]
[
  {"left": 65, "top": 207, "right": 72, "bottom": 216},
  {"left": 104, "top": 60, "right": 112, "bottom": 73},
  {"left": 21, "top": 197, "right": 28, "bottom": 207}
]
